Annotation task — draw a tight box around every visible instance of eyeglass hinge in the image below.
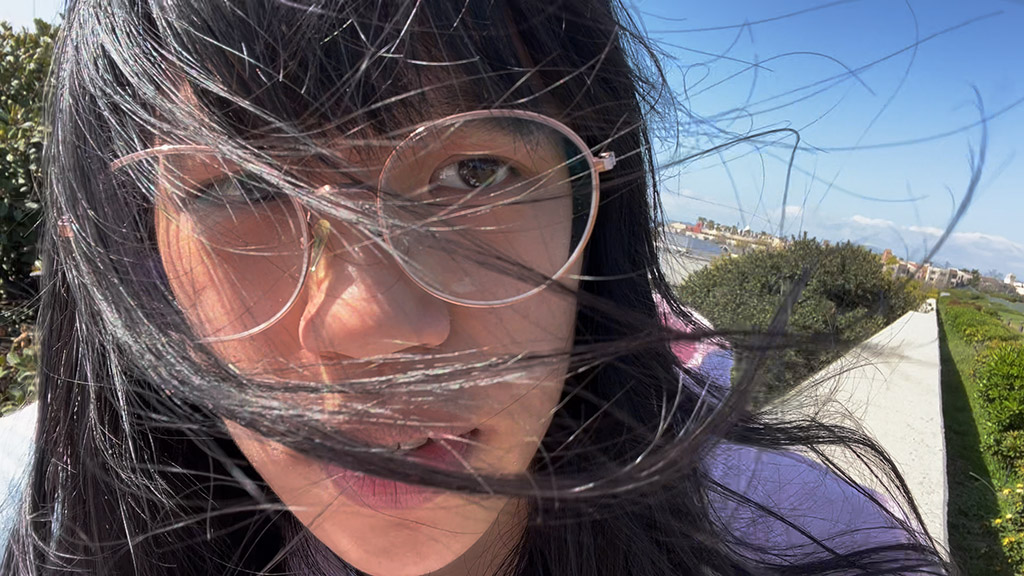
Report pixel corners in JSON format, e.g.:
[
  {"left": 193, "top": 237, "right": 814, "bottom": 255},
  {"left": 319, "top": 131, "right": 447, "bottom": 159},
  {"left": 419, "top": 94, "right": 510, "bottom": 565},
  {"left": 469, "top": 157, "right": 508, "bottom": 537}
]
[{"left": 595, "top": 151, "right": 616, "bottom": 173}]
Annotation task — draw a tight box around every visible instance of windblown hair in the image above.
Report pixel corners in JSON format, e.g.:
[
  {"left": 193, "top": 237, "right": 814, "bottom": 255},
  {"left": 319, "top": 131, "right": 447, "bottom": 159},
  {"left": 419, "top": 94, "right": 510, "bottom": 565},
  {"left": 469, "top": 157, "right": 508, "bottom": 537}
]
[{"left": 4, "top": 0, "right": 952, "bottom": 574}]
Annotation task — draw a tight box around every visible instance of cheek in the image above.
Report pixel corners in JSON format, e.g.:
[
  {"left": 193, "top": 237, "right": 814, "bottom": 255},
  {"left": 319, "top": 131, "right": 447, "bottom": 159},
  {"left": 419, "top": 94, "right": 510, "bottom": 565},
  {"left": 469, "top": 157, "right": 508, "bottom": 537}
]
[
  {"left": 448, "top": 291, "right": 578, "bottom": 473},
  {"left": 223, "top": 420, "right": 338, "bottom": 512},
  {"left": 156, "top": 210, "right": 247, "bottom": 329},
  {"left": 155, "top": 208, "right": 307, "bottom": 364}
]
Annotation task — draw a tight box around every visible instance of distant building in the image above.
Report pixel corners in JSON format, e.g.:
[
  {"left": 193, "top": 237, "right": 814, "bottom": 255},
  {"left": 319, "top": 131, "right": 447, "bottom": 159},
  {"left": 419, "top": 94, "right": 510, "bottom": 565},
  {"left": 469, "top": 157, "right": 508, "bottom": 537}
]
[
  {"left": 668, "top": 221, "right": 703, "bottom": 234},
  {"left": 889, "top": 259, "right": 920, "bottom": 280},
  {"left": 895, "top": 262, "right": 971, "bottom": 289},
  {"left": 917, "top": 265, "right": 952, "bottom": 287},
  {"left": 979, "top": 275, "right": 1015, "bottom": 295}
]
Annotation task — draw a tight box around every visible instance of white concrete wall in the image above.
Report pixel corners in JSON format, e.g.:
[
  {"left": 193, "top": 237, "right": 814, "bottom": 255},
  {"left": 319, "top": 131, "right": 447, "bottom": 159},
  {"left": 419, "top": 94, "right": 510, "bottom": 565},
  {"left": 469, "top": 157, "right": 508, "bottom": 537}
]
[{"left": 781, "top": 301, "right": 948, "bottom": 555}]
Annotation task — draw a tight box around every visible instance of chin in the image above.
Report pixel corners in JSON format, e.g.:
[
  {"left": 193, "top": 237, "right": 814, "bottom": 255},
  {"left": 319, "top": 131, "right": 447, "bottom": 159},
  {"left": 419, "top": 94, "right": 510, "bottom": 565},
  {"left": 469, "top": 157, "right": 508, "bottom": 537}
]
[
  {"left": 308, "top": 494, "right": 512, "bottom": 576},
  {"left": 342, "top": 553, "right": 467, "bottom": 576}
]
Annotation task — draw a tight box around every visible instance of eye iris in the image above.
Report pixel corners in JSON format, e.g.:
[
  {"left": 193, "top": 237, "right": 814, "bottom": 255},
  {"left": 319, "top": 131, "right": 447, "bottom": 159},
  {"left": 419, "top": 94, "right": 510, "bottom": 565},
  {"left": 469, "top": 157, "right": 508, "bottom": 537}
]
[{"left": 458, "top": 158, "right": 505, "bottom": 188}]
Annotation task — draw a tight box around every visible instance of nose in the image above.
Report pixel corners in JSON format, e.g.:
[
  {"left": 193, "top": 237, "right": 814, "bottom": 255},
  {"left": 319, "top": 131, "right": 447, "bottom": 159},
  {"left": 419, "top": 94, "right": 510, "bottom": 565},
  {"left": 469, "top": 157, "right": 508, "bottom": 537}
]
[{"left": 297, "top": 218, "right": 451, "bottom": 357}]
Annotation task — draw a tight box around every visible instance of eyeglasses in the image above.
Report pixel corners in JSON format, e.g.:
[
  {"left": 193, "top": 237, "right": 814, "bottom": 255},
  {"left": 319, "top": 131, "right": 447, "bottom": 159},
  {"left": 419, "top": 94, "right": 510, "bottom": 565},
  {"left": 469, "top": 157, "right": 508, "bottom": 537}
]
[{"left": 114, "top": 110, "right": 615, "bottom": 342}]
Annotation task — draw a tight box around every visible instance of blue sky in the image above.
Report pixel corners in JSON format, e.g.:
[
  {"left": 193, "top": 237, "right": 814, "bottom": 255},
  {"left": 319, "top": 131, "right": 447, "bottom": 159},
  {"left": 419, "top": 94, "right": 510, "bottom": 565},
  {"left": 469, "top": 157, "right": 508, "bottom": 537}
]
[
  {"left": 4, "top": 0, "right": 1023, "bottom": 276},
  {"left": 631, "top": 0, "right": 1024, "bottom": 277}
]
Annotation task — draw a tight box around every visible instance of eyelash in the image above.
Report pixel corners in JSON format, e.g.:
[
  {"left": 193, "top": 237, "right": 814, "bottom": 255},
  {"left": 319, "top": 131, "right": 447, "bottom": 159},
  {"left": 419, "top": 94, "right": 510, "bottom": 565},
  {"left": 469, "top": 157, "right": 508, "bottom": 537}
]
[{"left": 192, "top": 177, "right": 281, "bottom": 205}]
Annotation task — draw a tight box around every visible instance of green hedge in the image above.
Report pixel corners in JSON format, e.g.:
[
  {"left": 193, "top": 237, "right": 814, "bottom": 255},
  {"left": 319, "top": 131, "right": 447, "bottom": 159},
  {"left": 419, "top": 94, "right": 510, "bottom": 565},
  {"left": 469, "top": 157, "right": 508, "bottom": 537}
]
[
  {"left": 0, "top": 19, "right": 53, "bottom": 413},
  {"left": 0, "top": 327, "right": 36, "bottom": 414},
  {"left": 0, "top": 19, "right": 55, "bottom": 299},
  {"left": 676, "top": 238, "right": 923, "bottom": 393},
  {"left": 994, "top": 481, "right": 1024, "bottom": 569},
  {"left": 942, "top": 303, "right": 1022, "bottom": 345},
  {"left": 976, "top": 341, "right": 1024, "bottom": 472}
]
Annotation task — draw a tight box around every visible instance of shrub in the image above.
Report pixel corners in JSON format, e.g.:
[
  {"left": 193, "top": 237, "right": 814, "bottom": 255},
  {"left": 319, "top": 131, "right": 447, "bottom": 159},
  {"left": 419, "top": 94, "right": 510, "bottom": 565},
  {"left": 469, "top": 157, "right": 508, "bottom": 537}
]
[
  {"left": 0, "top": 19, "right": 54, "bottom": 411},
  {"left": 0, "top": 324, "right": 35, "bottom": 415},
  {"left": 0, "top": 19, "right": 57, "bottom": 300},
  {"left": 993, "top": 481, "right": 1024, "bottom": 572},
  {"left": 975, "top": 342, "right": 1024, "bottom": 471},
  {"left": 993, "top": 431, "right": 1024, "bottom": 478},
  {"left": 940, "top": 304, "right": 1021, "bottom": 345},
  {"left": 676, "top": 238, "right": 924, "bottom": 392}
]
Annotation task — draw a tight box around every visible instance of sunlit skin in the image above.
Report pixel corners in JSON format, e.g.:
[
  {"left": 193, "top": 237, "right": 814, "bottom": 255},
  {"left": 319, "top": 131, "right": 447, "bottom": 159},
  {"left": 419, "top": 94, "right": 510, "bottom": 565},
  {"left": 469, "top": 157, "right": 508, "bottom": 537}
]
[{"left": 154, "top": 127, "right": 584, "bottom": 576}]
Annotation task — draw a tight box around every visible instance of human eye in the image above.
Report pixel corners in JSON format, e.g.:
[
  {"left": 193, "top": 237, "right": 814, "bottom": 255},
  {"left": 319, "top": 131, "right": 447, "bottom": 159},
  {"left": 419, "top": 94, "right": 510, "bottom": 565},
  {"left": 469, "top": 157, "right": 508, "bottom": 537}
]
[
  {"left": 192, "top": 176, "right": 280, "bottom": 205},
  {"left": 431, "top": 157, "right": 519, "bottom": 192}
]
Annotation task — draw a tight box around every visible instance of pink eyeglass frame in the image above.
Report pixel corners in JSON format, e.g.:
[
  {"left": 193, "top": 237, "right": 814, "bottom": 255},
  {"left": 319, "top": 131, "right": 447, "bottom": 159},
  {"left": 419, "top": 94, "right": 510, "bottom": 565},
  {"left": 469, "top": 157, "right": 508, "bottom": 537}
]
[{"left": 111, "top": 109, "right": 615, "bottom": 342}]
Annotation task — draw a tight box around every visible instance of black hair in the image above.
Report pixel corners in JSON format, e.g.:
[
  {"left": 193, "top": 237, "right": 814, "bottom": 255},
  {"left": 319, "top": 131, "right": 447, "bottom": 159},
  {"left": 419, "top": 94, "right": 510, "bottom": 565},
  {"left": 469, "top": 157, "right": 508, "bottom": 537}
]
[{"left": 3, "top": 0, "right": 952, "bottom": 574}]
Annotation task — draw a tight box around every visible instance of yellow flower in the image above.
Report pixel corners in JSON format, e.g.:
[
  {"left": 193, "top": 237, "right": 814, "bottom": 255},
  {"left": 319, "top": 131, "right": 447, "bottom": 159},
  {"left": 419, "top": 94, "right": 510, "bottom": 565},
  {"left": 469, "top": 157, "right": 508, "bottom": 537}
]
[
  {"left": 1005, "top": 489, "right": 1013, "bottom": 495},
  {"left": 1007, "top": 514, "right": 1014, "bottom": 520},
  {"left": 995, "top": 518, "right": 1003, "bottom": 525},
  {"left": 1017, "top": 483, "right": 1023, "bottom": 489}
]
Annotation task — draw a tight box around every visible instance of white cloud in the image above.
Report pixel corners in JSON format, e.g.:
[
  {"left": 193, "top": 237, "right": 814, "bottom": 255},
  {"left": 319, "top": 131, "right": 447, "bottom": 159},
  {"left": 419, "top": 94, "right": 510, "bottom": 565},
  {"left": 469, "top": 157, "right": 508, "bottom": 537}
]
[
  {"left": 949, "top": 231, "right": 1024, "bottom": 254},
  {"left": 850, "top": 215, "right": 896, "bottom": 228},
  {"left": 906, "top": 225, "right": 945, "bottom": 237}
]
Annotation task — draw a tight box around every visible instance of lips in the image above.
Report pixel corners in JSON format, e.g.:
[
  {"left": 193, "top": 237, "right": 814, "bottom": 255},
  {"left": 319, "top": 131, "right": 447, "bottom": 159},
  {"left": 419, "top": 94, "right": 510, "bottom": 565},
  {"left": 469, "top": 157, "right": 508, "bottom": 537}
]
[{"left": 322, "top": 428, "right": 480, "bottom": 510}]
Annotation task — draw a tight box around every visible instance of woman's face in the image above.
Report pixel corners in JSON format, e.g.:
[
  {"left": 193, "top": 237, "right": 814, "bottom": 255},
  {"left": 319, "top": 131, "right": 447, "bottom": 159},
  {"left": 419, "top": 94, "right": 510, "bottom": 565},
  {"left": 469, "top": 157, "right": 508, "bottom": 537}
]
[{"left": 154, "top": 116, "right": 586, "bottom": 576}]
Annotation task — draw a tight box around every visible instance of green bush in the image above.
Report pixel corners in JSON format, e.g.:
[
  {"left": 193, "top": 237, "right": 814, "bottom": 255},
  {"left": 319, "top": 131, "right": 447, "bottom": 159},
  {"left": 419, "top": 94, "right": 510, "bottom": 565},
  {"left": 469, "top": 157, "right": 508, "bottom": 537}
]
[
  {"left": 676, "top": 238, "right": 924, "bottom": 393},
  {"left": 976, "top": 342, "right": 1024, "bottom": 471},
  {"left": 0, "top": 19, "right": 56, "bottom": 300},
  {"left": 993, "top": 481, "right": 1024, "bottom": 572},
  {"left": 992, "top": 431, "right": 1024, "bottom": 479},
  {"left": 940, "top": 303, "right": 1021, "bottom": 345},
  {"left": 0, "top": 325, "right": 35, "bottom": 415},
  {"left": 0, "top": 19, "right": 53, "bottom": 412}
]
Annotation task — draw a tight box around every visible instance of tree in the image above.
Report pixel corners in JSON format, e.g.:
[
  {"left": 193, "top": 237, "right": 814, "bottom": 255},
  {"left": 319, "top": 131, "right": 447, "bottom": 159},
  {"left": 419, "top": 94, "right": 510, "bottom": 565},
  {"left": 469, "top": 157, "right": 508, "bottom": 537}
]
[
  {"left": 968, "top": 268, "right": 981, "bottom": 288},
  {"left": 676, "top": 238, "right": 923, "bottom": 399}
]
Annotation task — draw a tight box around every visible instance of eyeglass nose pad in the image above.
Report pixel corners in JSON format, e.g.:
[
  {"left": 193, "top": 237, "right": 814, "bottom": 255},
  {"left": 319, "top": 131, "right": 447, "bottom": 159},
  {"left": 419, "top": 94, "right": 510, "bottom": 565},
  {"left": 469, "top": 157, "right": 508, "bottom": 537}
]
[
  {"left": 309, "top": 218, "right": 332, "bottom": 272},
  {"left": 305, "top": 185, "right": 389, "bottom": 273}
]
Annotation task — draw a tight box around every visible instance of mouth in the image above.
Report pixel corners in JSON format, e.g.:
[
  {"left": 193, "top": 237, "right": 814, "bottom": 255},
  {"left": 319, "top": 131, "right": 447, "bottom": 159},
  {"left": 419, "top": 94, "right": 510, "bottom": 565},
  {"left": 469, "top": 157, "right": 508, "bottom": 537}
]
[
  {"left": 343, "top": 424, "right": 480, "bottom": 454},
  {"left": 322, "top": 428, "right": 481, "bottom": 510}
]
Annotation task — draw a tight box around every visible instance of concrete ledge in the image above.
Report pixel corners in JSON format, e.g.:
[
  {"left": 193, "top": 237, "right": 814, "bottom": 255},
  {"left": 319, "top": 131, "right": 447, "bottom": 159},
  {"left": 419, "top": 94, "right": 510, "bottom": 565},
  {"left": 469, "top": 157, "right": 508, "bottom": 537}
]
[{"left": 784, "top": 300, "right": 948, "bottom": 554}]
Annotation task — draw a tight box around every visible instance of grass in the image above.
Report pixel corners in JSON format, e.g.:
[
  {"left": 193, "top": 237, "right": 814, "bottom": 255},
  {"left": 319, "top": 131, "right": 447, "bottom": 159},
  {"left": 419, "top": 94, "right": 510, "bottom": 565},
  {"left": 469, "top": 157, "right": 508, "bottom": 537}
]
[
  {"left": 939, "top": 294, "right": 1024, "bottom": 575},
  {"left": 995, "top": 312, "right": 1024, "bottom": 335},
  {"left": 939, "top": 309, "right": 1011, "bottom": 574}
]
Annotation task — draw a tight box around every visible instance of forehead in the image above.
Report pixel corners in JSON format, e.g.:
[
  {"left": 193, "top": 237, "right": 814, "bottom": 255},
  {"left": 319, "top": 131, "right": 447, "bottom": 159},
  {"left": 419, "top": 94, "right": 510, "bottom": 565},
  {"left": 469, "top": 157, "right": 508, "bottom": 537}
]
[
  {"left": 162, "top": 46, "right": 542, "bottom": 143},
  {"left": 149, "top": 72, "right": 552, "bottom": 151}
]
